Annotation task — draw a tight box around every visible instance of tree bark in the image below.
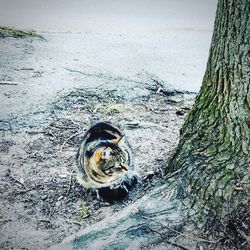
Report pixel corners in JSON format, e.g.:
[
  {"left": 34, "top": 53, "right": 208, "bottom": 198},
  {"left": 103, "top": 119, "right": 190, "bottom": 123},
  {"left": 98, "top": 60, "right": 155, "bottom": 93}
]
[
  {"left": 168, "top": 0, "right": 250, "bottom": 227},
  {"left": 51, "top": 1, "right": 250, "bottom": 249}
]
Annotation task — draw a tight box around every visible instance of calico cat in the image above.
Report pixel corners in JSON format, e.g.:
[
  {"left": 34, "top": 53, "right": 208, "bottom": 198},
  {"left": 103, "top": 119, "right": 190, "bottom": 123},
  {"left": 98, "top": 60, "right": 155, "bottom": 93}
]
[{"left": 76, "top": 121, "right": 138, "bottom": 199}]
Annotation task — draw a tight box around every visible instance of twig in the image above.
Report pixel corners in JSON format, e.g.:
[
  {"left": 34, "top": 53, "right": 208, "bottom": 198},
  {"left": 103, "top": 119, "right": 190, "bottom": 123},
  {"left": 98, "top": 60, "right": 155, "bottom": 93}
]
[
  {"left": 26, "top": 130, "right": 46, "bottom": 134},
  {"left": 122, "top": 121, "right": 170, "bottom": 131},
  {"left": 219, "top": 221, "right": 234, "bottom": 240},
  {"left": 50, "top": 124, "right": 78, "bottom": 130},
  {"left": 16, "top": 187, "right": 34, "bottom": 194},
  {"left": 149, "top": 227, "right": 190, "bottom": 250},
  {"left": 0, "top": 81, "right": 23, "bottom": 85},
  {"left": 143, "top": 216, "right": 220, "bottom": 244},
  {"left": 46, "top": 130, "right": 58, "bottom": 142},
  {"left": 21, "top": 68, "right": 34, "bottom": 71},
  {"left": 36, "top": 34, "right": 47, "bottom": 41},
  {"left": 37, "top": 219, "right": 51, "bottom": 223},
  {"left": 237, "top": 229, "right": 250, "bottom": 244},
  {"left": 65, "top": 219, "right": 82, "bottom": 227},
  {"left": 8, "top": 168, "right": 27, "bottom": 189},
  {"left": 15, "top": 67, "right": 34, "bottom": 71},
  {"left": 60, "top": 130, "right": 84, "bottom": 152},
  {"left": 70, "top": 220, "right": 82, "bottom": 227},
  {"left": 26, "top": 130, "right": 57, "bottom": 140}
]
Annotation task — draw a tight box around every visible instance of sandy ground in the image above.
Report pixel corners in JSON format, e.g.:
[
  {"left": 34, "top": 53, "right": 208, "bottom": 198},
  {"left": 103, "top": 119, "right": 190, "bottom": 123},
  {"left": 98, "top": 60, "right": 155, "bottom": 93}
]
[
  {"left": 0, "top": 83, "right": 195, "bottom": 249},
  {"left": 0, "top": 0, "right": 216, "bottom": 123},
  {"left": 0, "top": 1, "right": 217, "bottom": 249}
]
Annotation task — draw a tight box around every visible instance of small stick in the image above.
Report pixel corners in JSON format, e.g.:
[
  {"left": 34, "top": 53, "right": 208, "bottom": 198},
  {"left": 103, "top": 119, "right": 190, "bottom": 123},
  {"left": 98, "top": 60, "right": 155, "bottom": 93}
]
[
  {"left": 8, "top": 168, "right": 27, "bottom": 189},
  {"left": 37, "top": 219, "right": 51, "bottom": 223},
  {"left": 60, "top": 131, "right": 84, "bottom": 152},
  {"left": 64, "top": 219, "right": 82, "bottom": 227},
  {"left": 70, "top": 220, "right": 82, "bottom": 227},
  {"left": 16, "top": 187, "right": 34, "bottom": 194},
  {"left": 46, "top": 130, "right": 58, "bottom": 142},
  {"left": 21, "top": 68, "right": 34, "bottom": 71},
  {"left": 123, "top": 121, "right": 169, "bottom": 131},
  {"left": 0, "top": 81, "right": 23, "bottom": 85},
  {"left": 50, "top": 125, "right": 78, "bottom": 130}
]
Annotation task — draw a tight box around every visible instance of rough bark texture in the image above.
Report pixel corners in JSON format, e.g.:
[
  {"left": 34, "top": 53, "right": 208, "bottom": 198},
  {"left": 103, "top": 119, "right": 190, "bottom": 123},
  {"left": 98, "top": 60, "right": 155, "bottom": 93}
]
[
  {"left": 168, "top": 0, "right": 250, "bottom": 226},
  {"left": 51, "top": 1, "right": 249, "bottom": 249}
]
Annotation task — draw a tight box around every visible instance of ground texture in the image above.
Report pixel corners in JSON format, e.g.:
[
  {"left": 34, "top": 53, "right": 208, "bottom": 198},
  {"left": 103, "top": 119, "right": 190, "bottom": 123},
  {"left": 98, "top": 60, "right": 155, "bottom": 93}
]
[{"left": 0, "top": 33, "right": 197, "bottom": 250}]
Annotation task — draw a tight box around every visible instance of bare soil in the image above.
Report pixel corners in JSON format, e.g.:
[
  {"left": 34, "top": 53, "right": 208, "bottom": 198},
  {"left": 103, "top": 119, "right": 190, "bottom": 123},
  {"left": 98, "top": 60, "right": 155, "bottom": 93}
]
[
  {"left": 1, "top": 30, "right": 247, "bottom": 250},
  {"left": 0, "top": 70, "right": 195, "bottom": 249}
]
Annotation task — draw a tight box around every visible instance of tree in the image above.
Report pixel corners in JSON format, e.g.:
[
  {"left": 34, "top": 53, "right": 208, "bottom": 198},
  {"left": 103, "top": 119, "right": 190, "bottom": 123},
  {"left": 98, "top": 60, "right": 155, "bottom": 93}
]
[
  {"left": 52, "top": 1, "right": 249, "bottom": 249},
  {"left": 168, "top": 0, "right": 249, "bottom": 227}
]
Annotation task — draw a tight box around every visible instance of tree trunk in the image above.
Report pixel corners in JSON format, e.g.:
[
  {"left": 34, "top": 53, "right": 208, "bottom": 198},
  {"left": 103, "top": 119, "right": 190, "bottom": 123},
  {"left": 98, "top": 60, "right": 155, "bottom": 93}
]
[
  {"left": 51, "top": 1, "right": 250, "bottom": 249},
  {"left": 168, "top": 0, "right": 250, "bottom": 227}
]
